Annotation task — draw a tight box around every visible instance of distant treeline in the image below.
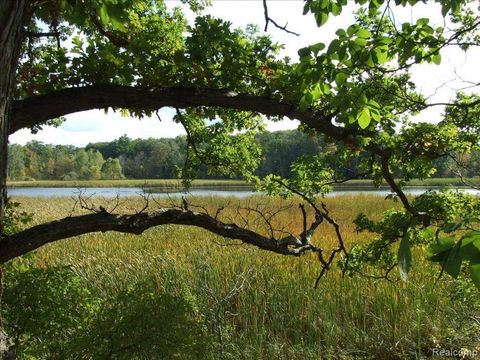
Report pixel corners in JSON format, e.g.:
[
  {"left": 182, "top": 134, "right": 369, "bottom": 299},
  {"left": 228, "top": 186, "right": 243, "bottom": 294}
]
[{"left": 7, "top": 130, "right": 479, "bottom": 181}]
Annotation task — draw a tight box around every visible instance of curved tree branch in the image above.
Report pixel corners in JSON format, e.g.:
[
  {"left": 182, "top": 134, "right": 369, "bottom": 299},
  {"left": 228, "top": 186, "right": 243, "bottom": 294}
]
[
  {"left": 90, "top": 14, "right": 129, "bottom": 48},
  {"left": 11, "top": 85, "right": 364, "bottom": 146},
  {"left": 0, "top": 207, "right": 323, "bottom": 264},
  {"left": 380, "top": 155, "right": 412, "bottom": 212}
]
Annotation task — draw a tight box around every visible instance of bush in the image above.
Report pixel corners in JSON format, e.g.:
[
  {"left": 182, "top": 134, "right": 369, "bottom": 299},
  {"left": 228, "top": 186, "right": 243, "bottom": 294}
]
[{"left": 2, "top": 263, "right": 211, "bottom": 359}]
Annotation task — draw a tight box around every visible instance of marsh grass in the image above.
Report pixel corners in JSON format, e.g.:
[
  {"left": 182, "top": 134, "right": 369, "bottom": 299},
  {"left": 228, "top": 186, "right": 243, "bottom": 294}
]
[
  {"left": 3, "top": 195, "right": 479, "bottom": 359},
  {"left": 7, "top": 177, "right": 480, "bottom": 189}
]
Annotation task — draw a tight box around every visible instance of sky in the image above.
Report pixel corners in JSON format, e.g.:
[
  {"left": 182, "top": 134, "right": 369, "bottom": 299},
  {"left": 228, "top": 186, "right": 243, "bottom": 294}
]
[{"left": 9, "top": 0, "right": 480, "bottom": 147}]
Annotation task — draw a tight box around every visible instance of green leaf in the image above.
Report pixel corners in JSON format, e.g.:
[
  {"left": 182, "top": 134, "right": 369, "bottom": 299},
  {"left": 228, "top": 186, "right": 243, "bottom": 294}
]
[
  {"left": 299, "top": 93, "right": 313, "bottom": 111},
  {"left": 303, "top": 2, "right": 310, "bottom": 15},
  {"left": 357, "top": 107, "right": 371, "bottom": 129},
  {"left": 310, "top": 42, "right": 326, "bottom": 54},
  {"left": 370, "top": 109, "right": 381, "bottom": 122},
  {"left": 431, "top": 53, "right": 441, "bottom": 65},
  {"left": 469, "top": 262, "right": 480, "bottom": 289},
  {"left": 416, "top": 18, "right": 430, "bottom": 26},
  {"left": 315, "top": 12, "right": 329, "bottom": 27},
  {"left": 443, "top": 240, "right": 462, "bottom": 278},
  {"left": 310, "top": 86, "right": 322, "bottom": 101},
  {"left": 368, "top": 99, "right": 381, "bottom": 109},
  {"left": 105, "top": 3, "right": 127, "bottom": 31},
  {"left": 398, "top": 235, "right": 412, "bottom": 280},
  {"left": 356, "top": 28, "right": 372, "bottom": 39},
  {"left": 428, "top": 235, "right": 455, "bottom": 262},
  {"left": 327, "top": 39, "right": 341, "bottom": 54},
  {"left": 335, "top": 29, "right": 346, "bottom": 38},
  {"left": 459, "top": 232, "right": 480, "bottom": 261},
  {"left": 318, "top": 82, "right": 331, "bottom": 95},
  {"left": 441, "top": 3, "right": 450, "bottom": 17},
  {"left": 365, "top": 53, "right": 375, "bottom": 67},
  {"left": 298, "top": 47, "right": 311, "bottom": 58},
  {"left": 98, "top": 4, "right": 109, "bottom": 26},
  {"left": 354, "top": 38, "right": 367, "bottom": 46},
  {"left": 338, "top": 45, "right": 347, "bottom": 61},
  {"left": 474, "top": 239, "right": 480, "bottom": 251},
  {"left": 347, "top": 24, "right": 359, "bottom": 36},
  {"left": 335, "top": 72, "right": 348, "bottom": 85},
  {"left": 374, "top": 48, "right": 389, "bottom": 64},
  {"left": 330, "top": 2, "right": 342, "bottom": 16}
]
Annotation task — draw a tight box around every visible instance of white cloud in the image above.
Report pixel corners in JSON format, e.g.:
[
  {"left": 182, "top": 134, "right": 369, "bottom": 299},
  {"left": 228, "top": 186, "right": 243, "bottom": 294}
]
[{"left": 9, "top": 108, "right": 185, "bottom": 147}]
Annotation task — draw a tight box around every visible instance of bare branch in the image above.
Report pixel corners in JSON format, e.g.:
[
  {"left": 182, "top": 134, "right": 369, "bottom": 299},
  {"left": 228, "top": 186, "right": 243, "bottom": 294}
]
[
  {"left": 448, "top": 153, "right": 480, "bottom": 191},
  {"left": 352, "top": 263, "right": 398, "bottom": 282},
  {"left": 25, "top": 31, "right": 57, "bottom": 37},
  {"left": 380, "top": 155, "right": 412, "bottom": 211},
  {"left": 0, "top": 207, "right": 324, "bottom": 264},
  {"left": 262, "top": 0, "right": 299, "bottom": 36}
]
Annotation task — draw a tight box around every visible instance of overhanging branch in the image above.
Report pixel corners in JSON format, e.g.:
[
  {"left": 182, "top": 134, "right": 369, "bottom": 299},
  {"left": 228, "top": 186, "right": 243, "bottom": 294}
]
[
  {"left": 11, "top": 85, "right": 361, "bottom": 146},
  {"left": 0, "top": 207, "right": 321, "bottom": 264}
]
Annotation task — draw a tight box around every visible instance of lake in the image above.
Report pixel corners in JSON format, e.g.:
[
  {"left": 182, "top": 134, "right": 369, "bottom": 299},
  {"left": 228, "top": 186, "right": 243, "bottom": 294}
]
[{"left": 7, "top": 186, "right": 480, "bottom": 198}]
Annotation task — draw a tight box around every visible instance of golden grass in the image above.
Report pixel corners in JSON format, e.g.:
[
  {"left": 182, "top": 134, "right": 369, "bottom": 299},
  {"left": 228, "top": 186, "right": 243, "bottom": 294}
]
[
  {"left": 7, "top": 179, "right": 250, "bottom": 188},
  {"left": 6, "top": 195, "right": 480, "bottom": 359},
  {"left": 7, "top": 177, "right": 480, "bottom": 188}
]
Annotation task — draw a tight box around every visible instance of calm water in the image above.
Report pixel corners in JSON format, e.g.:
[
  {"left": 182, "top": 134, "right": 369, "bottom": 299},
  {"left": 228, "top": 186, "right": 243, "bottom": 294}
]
[
  {"left": 8, "top": 187, "right": 253, "bottom": 198},
  {"left": 7, "top": 186, "right": 480, "bottom": 198}
]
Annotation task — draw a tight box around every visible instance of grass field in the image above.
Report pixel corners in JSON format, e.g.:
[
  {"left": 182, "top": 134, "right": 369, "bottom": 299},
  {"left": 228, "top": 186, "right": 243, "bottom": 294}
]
[
  {"left": 6, "top": 177, "right": 480, "bottom": 188},
  {"left": 3, "top": 195, "right": 479, "bottom": 359}
]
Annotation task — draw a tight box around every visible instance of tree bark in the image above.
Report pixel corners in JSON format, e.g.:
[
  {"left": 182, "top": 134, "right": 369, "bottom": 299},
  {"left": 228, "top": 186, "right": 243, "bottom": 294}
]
[
  {"left": 0, "top": 1, "right": 28, "bottom": 233},
  {"left": 10, "top": 85, "right": 367, "bottom": 147},
  {"left": 0, "top": 1, "right": 29, "bottom": 356},
  {"left": 0, "top": 207, "right": 322, "bottom": 264}
]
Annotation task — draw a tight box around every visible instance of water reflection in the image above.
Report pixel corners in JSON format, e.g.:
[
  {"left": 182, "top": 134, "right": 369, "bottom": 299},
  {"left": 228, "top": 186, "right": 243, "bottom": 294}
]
[{"left": 8, "top": 186, "right": 480, "bottom": 198}]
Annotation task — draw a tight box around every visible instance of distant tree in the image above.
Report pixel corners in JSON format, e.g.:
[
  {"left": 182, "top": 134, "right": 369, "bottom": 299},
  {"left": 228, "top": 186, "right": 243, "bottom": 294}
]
[
  {"left": 101, "top": 158, "right": 124, "bottom": 180},
  {"left": 54, "top": 147, "right": 75, "bottom": 180},
  {"left": 256, "top": 130, "right": 321, "bottom": 178},
  {"left": 7, "top": 145, "right": 25, "bottom": 180}
]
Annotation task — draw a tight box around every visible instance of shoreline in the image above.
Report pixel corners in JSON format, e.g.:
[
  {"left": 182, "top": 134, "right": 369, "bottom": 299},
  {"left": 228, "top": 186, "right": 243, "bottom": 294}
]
[{"left": 6, "top": 178, "right": 479, "bottom": 189}]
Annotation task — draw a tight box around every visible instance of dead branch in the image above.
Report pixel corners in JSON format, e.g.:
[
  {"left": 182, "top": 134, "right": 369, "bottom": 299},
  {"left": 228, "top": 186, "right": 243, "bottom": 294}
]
[
  {"left": 0, "top": 206, "right": 323, "bottom": 263},
  {"left": 262, "top": 0, "right": 300, "bottom": 36}
]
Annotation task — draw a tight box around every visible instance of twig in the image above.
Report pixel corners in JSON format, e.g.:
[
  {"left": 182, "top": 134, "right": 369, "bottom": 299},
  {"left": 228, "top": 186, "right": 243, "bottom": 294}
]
[{"left": 262, "top": 0, "right": 300, "bottom": 36}]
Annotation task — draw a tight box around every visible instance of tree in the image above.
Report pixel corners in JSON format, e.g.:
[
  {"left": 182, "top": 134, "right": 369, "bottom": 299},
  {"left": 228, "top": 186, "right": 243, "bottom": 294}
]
[
  {"left": 100, "top": 158, "right": 124, "bottom": 180},
  {"left": 6, "top": 145, "right": 25, "bottom": 181},
  {"left": 1, "top": 0, "right": 480, "bottom": 294}
]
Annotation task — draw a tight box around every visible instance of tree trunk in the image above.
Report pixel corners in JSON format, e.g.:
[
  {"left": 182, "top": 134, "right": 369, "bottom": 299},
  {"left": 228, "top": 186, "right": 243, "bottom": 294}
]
[
  {"left": 0, "top": 1, "right": 28, "bottom": 356},
  {"left": 0, "top": 1, "right": 27, "bottom": 233}
]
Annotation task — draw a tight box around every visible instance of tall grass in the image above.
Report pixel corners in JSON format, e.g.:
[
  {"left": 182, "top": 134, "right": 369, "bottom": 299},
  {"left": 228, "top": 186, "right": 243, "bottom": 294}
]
[
  {"left": 7, "top": 177, "right": 480, "bottom": 188},
  {"left": 3, "top": 195, "right": 479, "bottom": 359}
]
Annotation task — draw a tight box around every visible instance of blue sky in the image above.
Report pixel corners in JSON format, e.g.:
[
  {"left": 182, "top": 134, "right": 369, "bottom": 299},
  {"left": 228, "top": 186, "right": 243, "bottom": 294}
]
[{"left": 9, "top": 0, "right": 479, "bottom": 147}]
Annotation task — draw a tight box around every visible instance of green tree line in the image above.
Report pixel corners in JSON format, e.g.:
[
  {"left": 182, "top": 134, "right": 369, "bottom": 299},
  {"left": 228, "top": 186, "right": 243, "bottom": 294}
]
[
  {"left": 7, "top": 141, "right": 123, "bottom": 180},
  {"left": 8, "top": 130, "right": 478, "bottom": 181}
]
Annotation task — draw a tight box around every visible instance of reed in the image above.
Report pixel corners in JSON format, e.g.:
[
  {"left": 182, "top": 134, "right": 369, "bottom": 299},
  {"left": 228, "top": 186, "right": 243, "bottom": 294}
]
[
  {"left": 7, "top": 177, "right": 480, "bottom": 188},
  {"left": 3, "top": 195, "right": 479, "bottom": 359}
]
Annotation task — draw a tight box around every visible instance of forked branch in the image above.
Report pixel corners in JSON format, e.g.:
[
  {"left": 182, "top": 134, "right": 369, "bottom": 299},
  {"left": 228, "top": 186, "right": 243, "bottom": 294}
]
[
  {"left": 0, "top": 204, "right": 322, "bottom": 264},
  {"left": 262, "top": 0, "right": 300, "bottom": 36}
]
